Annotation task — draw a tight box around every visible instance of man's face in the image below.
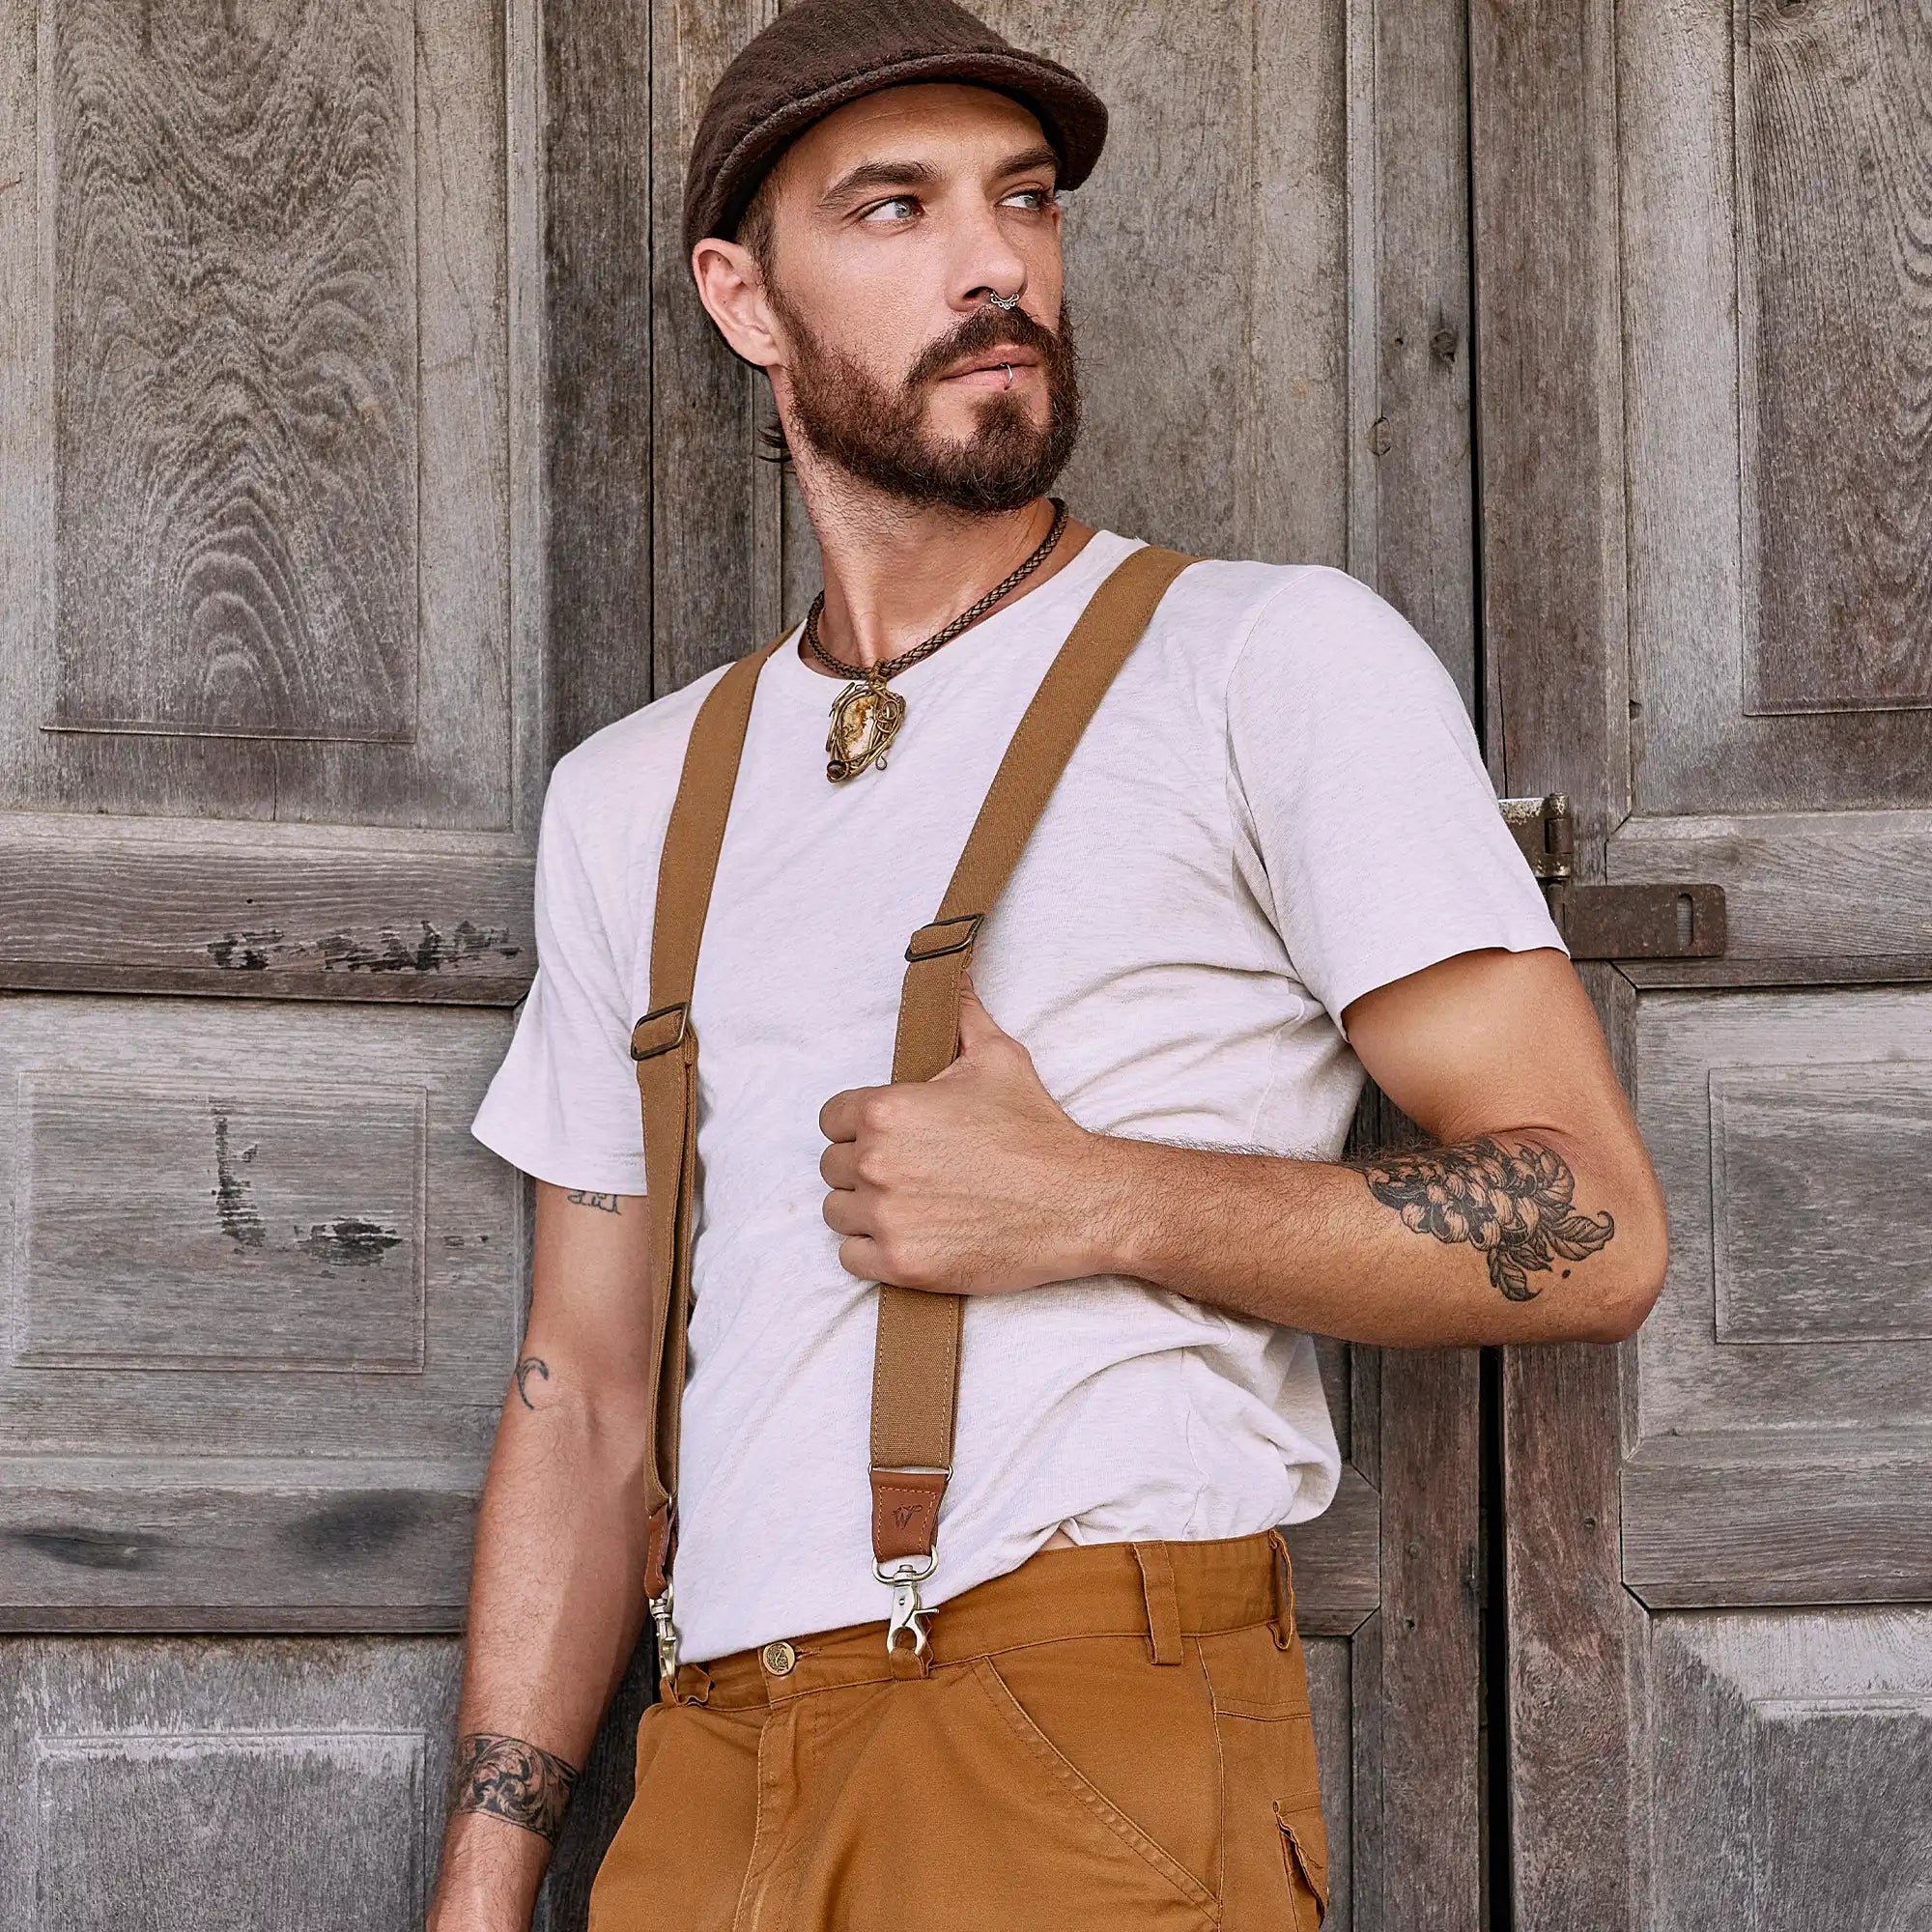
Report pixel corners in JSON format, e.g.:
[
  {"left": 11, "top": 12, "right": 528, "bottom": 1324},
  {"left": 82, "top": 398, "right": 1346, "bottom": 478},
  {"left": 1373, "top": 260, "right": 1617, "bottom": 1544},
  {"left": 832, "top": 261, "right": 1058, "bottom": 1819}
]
[{"left": 747, "top": 83, "right": 1081, "bottom": 514}]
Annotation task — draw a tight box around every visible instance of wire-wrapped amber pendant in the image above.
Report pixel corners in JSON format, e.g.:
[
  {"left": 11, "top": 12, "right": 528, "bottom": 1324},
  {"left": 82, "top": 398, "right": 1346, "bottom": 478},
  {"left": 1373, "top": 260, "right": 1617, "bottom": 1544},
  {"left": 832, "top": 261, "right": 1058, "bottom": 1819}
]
[{"left": 826, "top": 675, "right": 907, "bottom": 781}]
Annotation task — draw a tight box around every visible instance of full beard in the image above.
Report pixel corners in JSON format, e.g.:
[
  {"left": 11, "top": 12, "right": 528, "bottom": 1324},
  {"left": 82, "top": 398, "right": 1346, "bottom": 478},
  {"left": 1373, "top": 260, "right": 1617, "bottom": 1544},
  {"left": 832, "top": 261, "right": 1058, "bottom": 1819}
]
[{"left": 769, "top": 289, "right": 1083, "bottom": 515}]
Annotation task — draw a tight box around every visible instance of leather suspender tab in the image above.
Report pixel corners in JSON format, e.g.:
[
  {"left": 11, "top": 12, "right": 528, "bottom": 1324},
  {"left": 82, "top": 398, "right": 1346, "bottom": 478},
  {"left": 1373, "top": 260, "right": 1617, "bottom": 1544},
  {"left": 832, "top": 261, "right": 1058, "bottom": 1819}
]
[{"left": 869, "top": 1468, "right": 949, "bottom": 1561}]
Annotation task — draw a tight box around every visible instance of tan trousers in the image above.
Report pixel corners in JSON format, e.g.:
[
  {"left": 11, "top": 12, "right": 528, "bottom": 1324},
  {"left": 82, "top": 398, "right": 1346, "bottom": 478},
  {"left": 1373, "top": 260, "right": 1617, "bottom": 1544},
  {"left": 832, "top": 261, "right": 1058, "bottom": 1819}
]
[{"left": 586, "top": 1528, "right": 1329, "bottom": 1931}]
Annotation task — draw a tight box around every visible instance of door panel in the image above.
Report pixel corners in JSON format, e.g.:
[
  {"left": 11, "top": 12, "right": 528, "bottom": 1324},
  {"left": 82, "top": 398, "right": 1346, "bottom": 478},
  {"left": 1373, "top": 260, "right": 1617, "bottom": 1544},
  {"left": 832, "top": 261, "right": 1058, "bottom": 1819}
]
[
  {"left": 1474, "top": 0, "right": 1932, "bottom": 1923},
  {"left": 0, "top": 1637, "right": 461, "bottom": 1928}
]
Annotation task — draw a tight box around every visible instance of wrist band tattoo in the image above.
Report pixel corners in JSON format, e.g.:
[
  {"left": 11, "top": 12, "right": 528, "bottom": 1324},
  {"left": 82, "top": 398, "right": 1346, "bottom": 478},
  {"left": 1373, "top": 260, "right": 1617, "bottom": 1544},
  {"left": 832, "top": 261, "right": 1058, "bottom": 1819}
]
[{"left": 449, "top": 1732, "right": 582, "bottom": 1843}]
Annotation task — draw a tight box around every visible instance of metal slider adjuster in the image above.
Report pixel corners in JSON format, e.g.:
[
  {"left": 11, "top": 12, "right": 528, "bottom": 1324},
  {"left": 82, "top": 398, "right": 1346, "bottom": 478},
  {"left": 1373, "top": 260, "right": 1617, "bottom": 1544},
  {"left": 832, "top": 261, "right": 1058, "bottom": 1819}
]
[
  {"left": 875, "top": 1550, "right": 938, "bottom": 1658},
  {"left": 904, "top": 913, "right": 983, "bottom": 962},
  {"left": 630, "top": 1001, "right": 690, "bottom": 1060}
]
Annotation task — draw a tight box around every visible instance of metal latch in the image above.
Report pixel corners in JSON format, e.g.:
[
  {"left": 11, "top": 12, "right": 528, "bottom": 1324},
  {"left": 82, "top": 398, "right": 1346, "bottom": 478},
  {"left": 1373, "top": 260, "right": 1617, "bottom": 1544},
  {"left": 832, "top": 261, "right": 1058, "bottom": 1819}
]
[{"left": 1498, "top": 795, "right": 1726, "bottom": 962}]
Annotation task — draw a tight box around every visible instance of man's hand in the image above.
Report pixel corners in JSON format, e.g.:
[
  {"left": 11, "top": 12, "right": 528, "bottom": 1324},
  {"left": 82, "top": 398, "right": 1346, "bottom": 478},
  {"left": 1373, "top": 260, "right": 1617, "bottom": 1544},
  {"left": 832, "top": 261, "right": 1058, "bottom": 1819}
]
[{"left": 818, "top": 975, "right": 1109, "bottom": 1293}]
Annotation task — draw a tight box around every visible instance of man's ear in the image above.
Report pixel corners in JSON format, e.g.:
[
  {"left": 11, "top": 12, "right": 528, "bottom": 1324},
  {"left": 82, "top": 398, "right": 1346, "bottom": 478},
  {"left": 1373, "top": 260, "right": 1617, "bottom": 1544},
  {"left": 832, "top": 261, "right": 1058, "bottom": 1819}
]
[{"left": 691, "top": 238, "right": 781, "bottom": 369}]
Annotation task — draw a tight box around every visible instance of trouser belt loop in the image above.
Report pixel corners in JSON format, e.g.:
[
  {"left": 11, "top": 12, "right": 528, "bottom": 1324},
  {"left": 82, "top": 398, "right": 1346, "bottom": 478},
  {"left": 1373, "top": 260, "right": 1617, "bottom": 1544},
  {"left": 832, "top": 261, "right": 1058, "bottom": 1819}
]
[
  {"left": 1131, "top": 1541, "right": 1183, "bottom": 1665},
  {"left": 888, "top": 1639, "right": 931, "bottom": 1682},
  {"left": 1267, "top": 1525, "right": 1299, "bottom": 1649},
  {"left": 666, "top": 1661, "right": 712, "bottom": 1706}
]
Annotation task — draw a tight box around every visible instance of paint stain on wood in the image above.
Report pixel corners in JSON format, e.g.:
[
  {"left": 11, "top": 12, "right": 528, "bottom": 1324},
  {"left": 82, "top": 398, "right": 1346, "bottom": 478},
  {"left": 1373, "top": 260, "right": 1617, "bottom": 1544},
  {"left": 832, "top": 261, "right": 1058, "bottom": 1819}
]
[
  {"left": 297, "top": 1217, "right": 403, "bottom": 1266},
  {"left": 282, "top": 1492, "right": 417, "bottom": 1560},
  {"left": 210, "top": 1105, "right": 265, "bottom": 1249},
  {"left": 205, "top": 918, "right": 520, "bottom": 974},
  {"left": 9, "top": 1526, "right": 162, "bottom": 1571}
]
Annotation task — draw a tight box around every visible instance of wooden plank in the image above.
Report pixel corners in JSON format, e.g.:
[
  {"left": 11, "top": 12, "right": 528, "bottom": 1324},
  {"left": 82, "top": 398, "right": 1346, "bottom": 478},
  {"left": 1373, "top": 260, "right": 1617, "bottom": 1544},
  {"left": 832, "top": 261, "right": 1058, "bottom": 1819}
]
[
  {"left": 0, "top": 830, "right": 532, "bottom": 1004},
  {"left": 0, "top": 1634, "right": 460, "bottom": 1928},
  {"left": 0, "top": 0, "right": 526, "bottom": 832},
  {"left": 1632, "top": 984, "right": 1932, "bottom": 1443},
  {"left": 1623, "top": 1439, "right": 1932, "bottom": 1607},
  {"left": 1651, "top": 1608, "right": 1932, "bottom": 1932},
  {"left": 1734, "top": 0, "right": 1932, "bottom": 717},
  {"left": 48, "top": 0, "right": 418, "bottom": 745},
  {"left": 1281, "top": 1464, "right": 1383, "bottom": 1638},
  {"left": 540, "top": 0, "right": 656, "bottom": 763},
  {"left": 0, "top": 1458, "right": 485, "bottom": 1629},
  {"left": 1472, "top": 0, "right": 1648, "bottom": 1915},
  {"left": 1621, "top": 0, "right": 1932, "bottom": 819}
]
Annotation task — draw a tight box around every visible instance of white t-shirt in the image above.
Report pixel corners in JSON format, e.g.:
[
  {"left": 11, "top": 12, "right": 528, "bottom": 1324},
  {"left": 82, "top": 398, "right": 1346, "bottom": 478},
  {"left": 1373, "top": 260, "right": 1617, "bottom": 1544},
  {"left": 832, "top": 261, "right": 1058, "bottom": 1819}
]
[{"left": 470, "top": 529, "right": 1566, "bottom": 1663}]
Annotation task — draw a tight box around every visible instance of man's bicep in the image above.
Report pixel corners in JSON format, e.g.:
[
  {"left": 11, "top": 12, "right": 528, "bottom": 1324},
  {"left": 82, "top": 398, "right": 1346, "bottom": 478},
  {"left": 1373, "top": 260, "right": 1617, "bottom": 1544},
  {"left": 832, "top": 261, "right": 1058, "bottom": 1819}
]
[
  {"left": 521, "top": 1179, "right": 654, "bottom": 1419},
  {"left": 1340, "top": 946, "right": 1636, "bottom": 1151}
]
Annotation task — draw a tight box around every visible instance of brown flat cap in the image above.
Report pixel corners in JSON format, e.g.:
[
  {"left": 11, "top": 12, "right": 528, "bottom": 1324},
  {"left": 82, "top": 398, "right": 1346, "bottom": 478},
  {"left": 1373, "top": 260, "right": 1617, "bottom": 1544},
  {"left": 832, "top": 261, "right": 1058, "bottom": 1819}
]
[{"left": 683, "top": 0, "right": 1107, "bottom": 262}]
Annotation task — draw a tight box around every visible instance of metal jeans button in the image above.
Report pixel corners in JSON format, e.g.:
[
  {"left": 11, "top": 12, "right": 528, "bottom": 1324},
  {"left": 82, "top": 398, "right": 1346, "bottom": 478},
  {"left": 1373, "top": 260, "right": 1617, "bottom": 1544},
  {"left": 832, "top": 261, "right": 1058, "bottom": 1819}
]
[{"left": 760, "top": 1639, "right": 797, "bottom": 1676}]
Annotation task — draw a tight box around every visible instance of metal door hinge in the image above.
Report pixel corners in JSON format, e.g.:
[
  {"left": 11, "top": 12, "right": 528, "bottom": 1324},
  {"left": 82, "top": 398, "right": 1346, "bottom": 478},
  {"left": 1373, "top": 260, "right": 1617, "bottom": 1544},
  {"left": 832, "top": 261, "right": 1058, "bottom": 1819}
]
[{"left": 1498, "top": 795, "right": 1726, "bottom": 962}]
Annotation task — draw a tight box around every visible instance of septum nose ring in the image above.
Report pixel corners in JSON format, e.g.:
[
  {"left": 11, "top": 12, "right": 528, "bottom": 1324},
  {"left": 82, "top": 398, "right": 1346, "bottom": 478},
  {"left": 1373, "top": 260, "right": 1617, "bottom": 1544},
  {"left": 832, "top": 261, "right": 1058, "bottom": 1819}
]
[{"left": 985, "top": 292, "right": 1022, "bottom": 311}]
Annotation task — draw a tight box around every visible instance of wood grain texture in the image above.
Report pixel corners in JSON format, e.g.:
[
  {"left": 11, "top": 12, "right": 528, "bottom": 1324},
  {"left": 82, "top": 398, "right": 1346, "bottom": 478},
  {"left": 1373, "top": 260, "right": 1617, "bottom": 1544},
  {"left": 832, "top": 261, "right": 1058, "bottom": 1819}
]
[
  {"left": 1, "top": 0, "right": 526, "bottom": 829},
  {"left": 1624, "top": 1440, "right": 1932, "bottom": 1605},
  {"left": 1650, "top": 1608, "right": 1932, "bottom": 1931},
  {"left": 1634, "top": 986, "right": 1932, "bottom": 1440},
  {"left": 0, "top": 1634, "right": 459, "bottom": 1926},
  {"left": 0, "top": 820, "right": 533, "bottom": 1003},
  {"left": 1711, "top": 1062, "right": 1932, "bottom": 1345},
  {"left": 0, "top": 1457, "right": 485, "bottom": 1626},
  {"left": 1608, "top": 809, "right": 1932, "bottom": 970},
  {"left": 1737, "top": 0, "right": 1932, "bottom": 716},
  {"left": 1621, "top": 0, "right": 1932, "bottom": 816},
  {"left": 49, "top": 0, "right": 418, "bottom": 744},
  {"left": 0, "top": 995, "right": 517, "bottom": 1625},
  {"left": 16, "top": 1073, "right": 427, "bottom": 1372},
  {"left": 1473, "top": 0, "right": 1652, "bottom": 1917},
  {"left": 541, "top": 0, "right": 655, "bottom": 762}
]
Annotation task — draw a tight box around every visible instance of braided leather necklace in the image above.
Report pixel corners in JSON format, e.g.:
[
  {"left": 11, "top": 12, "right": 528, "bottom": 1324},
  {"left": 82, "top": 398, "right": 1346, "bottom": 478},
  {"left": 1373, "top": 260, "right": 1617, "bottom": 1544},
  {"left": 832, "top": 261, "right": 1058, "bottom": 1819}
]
[{"left": 804, "top": 497, "right": 1069, "bottom": 781}]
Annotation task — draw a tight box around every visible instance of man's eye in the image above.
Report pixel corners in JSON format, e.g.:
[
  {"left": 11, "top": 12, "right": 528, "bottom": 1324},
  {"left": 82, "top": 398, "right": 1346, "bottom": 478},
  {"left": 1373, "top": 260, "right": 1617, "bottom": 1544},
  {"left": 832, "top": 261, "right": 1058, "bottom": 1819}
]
[
  {"left": 861, "top": 196, "right": 919, "bottom": 223},
  {"left": 1003, "top": 187, "right": 1057, "bottom": 212}
]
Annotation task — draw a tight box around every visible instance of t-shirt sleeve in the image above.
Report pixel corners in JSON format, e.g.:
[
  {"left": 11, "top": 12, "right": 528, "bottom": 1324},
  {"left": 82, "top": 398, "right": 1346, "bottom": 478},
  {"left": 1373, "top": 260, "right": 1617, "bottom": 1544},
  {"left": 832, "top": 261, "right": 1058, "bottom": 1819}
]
[
  {"left": 1226, "top": 564, "right": 1567, "bottom": 1035},
  {"left": 469, "top": 756, "right": 649, "bottom": 1194}
]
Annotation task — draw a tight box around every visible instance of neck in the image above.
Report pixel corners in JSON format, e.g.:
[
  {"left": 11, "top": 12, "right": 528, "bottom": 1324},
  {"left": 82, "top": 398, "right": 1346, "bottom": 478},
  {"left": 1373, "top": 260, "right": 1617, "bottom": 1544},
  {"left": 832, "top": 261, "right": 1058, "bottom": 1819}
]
[{"left": 791, "top": 459, "right": 1094, "bottom": 673}]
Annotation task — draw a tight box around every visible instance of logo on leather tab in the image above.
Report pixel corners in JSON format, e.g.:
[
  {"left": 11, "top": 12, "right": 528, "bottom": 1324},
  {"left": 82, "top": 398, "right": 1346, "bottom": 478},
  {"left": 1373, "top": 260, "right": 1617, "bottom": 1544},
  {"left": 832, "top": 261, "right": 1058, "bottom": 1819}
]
[{"left": 894, "top": 1502, "right": 923, "bottom": 1529}]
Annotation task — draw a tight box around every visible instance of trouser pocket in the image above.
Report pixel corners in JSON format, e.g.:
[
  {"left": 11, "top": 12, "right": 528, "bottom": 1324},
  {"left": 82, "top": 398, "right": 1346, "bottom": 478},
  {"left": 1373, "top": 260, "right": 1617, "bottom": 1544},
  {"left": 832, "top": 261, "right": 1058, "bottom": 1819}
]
[{"left": 1273, "top": 1796, "right": 1330, "bottom": 1928}]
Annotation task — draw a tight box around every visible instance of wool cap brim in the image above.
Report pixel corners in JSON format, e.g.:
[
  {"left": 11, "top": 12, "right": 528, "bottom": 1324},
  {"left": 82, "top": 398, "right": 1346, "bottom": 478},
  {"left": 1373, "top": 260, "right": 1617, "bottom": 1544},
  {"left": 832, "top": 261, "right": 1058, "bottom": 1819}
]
[{"left": 683, "top": 0, "right": 1107, "bottom": 263}]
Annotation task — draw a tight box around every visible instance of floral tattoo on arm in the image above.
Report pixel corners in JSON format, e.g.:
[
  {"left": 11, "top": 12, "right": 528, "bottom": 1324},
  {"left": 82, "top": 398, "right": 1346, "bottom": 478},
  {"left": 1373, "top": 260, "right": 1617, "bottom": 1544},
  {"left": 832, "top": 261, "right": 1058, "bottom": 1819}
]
[
  {"left": 448, "top": 1732, "right": 581, "bottom": 1842},
  {"left": 1350, "top": 1136, "right": 1615, "bottom": 1301}
]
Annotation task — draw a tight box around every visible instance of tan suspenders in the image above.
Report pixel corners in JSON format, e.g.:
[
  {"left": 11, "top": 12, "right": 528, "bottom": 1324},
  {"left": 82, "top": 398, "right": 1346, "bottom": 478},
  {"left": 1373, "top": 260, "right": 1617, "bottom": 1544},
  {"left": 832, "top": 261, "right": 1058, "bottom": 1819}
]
[{"left": 628, "top": 544, "right": 1197, "bottom": 1680}]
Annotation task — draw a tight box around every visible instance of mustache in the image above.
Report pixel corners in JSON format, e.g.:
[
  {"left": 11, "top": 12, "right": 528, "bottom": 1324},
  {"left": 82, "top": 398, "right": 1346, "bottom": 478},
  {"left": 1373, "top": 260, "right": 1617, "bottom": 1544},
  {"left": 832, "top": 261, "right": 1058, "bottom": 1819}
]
[{"left": 904, "top": 300, "right": 1065, "bottom": 388}]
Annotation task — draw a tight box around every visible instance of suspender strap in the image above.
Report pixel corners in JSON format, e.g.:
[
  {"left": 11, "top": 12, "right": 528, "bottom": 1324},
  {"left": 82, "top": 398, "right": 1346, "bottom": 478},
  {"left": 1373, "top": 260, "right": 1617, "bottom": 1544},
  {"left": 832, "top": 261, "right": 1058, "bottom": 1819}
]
[
  {"left": 630, "top": 636, "right": 786, "bottom": 1628},
  {"left": 867, "top": 543, "right": 1198, "bottom": 1581},
  {"left": 628, "top": 540, "right": 1196, "bottom": 1679}
]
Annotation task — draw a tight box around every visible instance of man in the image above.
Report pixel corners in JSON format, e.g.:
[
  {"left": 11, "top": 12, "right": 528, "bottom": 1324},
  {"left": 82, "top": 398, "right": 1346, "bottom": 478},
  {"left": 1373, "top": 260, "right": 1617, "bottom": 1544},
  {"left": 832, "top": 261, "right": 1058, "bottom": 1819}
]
[{"left": 427, "top": 2, "right": 1667, "bottom": 1927}]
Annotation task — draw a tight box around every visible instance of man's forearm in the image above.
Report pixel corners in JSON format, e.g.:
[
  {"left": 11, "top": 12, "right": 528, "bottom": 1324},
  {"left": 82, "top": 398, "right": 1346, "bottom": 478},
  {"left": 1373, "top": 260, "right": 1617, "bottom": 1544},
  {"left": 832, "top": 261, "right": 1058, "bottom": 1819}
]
[
  {"left": 1073, "top": 1125, "right": 1664, "bottom": 1347},
  {"left": 428, "top": 1362, "right": 654, "bottom": 1931}
]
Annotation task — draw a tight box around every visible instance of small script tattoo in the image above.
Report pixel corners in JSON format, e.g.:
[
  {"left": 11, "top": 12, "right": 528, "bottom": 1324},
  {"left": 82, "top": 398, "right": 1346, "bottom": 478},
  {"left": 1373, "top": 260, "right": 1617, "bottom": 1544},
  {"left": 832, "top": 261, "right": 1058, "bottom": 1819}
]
[
  {"left": 514, "top": 1355, "right": 549, "bottom": 1409},
  {"left": 565, "top": 1189, "right": 621, "bottom": 1213},
  {"left": 1350, "top": 1136, "right": 1615, "bottom": 1301},
  {"left": 448, "top": 1732, "right": 580, "bottom": 1843}
]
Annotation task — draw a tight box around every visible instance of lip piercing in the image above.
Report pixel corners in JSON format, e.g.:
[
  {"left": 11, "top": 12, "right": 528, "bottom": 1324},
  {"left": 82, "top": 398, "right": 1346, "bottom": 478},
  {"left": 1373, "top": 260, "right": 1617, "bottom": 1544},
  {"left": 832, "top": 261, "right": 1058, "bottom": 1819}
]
[{"left": 1002, "top": 363, "right": 1013, "bottom": 389}]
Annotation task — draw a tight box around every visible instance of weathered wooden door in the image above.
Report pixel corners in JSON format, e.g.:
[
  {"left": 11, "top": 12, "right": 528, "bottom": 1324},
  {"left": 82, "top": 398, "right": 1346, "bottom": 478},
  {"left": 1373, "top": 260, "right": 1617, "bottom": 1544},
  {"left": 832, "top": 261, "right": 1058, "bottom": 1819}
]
[
  {"left": 0, "top": 0, "right": 579, "bottom": 1918},
  {"left": 3, "top": 0, "right": 1502, "bottom": 1926},
  {"left": 1474, "top": 0, "right": 1932, "bottom": 1923}
]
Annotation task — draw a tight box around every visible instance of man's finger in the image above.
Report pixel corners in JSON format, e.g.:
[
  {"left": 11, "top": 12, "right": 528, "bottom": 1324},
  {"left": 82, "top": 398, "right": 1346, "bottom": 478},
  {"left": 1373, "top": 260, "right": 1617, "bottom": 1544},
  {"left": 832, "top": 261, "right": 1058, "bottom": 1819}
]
[
  {"left": 954, "top": 971, "right": 1010, "bottom": 1052},
  {"left": 818, "top": 1084, "right": 874, "bottom": 1142},
  {"left": 818, "top": 1140, "right": 861, "bottom": 1190},
  {"left": 821, "top": 1187, "right": 868, "bottom": 1236}
]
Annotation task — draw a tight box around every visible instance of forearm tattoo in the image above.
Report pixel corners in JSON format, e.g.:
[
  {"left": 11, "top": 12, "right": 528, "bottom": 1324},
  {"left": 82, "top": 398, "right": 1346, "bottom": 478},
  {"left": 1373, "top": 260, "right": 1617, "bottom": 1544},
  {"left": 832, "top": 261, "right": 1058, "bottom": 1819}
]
[
  {"left": 448, "top": 1732, "right": 581, "bottom": 1842},
  {"left": 1349, "top": 1136, "right": 1615, "bottom": 1301},
  {"left": 513, "top": 1355, "right": 549, "bottom": 1409}
]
